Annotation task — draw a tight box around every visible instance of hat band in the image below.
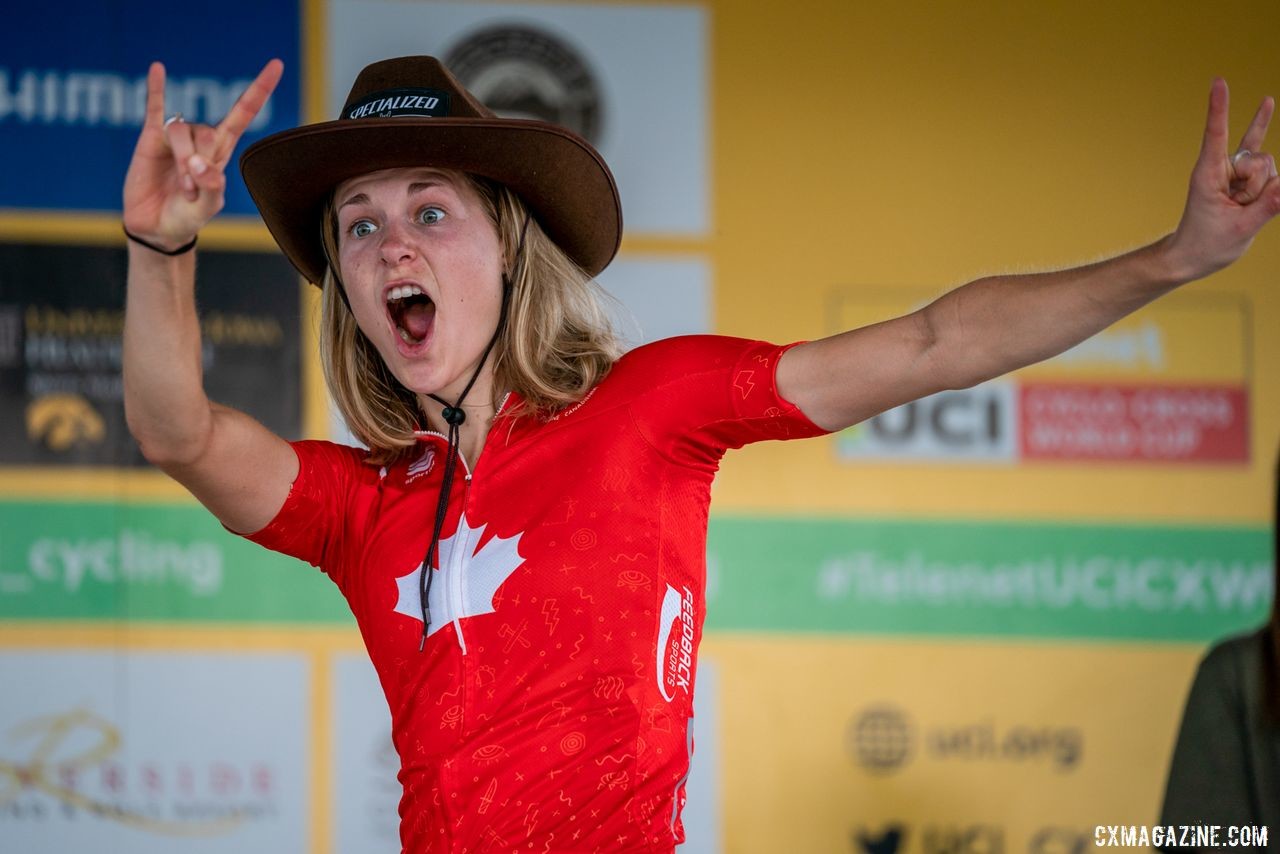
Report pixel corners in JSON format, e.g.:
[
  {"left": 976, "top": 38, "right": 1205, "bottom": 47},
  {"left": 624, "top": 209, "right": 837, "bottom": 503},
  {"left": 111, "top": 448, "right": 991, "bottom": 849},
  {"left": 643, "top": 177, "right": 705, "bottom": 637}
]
[{"left": 344, "top": 87, "right": 452, "bottom": 120}]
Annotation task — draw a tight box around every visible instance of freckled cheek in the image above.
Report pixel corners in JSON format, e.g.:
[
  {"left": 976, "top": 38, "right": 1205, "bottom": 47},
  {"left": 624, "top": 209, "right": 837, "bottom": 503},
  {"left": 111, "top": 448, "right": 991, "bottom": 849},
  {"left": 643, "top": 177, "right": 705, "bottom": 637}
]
[
  {"left": 337, "top": 254, "right": 382, "bottom": 327},
  {"left": 338, "top": 250, "right": 376, "bottom": 290},
  {"left": 339, "top": 241, "right": 369, "bottom": 267}
]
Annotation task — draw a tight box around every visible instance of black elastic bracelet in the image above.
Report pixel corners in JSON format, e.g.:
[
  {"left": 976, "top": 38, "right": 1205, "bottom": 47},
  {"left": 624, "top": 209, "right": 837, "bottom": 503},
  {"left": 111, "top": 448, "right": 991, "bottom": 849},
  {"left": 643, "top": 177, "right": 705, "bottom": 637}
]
[{"left": 123, "top": 225, "right": 197, "bottom": 256}]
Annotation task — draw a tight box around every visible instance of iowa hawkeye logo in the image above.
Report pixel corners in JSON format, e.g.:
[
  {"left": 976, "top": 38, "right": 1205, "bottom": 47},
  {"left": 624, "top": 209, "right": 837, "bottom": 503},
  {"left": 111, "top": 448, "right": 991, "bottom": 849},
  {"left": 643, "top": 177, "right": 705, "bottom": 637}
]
[{"left": 657, "top": 584, "right": 695, "bottom": 702}]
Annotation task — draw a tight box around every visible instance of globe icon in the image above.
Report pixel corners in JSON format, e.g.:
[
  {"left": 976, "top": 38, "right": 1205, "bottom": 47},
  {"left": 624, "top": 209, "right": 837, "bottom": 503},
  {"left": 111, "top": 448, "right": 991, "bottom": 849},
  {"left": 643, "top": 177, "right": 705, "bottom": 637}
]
[{"left": 849, "top": 705, "right": 912, "bottom": 772}]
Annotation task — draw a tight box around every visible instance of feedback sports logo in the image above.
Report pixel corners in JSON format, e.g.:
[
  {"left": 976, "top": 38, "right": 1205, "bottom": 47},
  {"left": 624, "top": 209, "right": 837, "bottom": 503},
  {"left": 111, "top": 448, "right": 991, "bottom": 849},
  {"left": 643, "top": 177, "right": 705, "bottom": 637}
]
[
  {"left": 657, "top": 584, "right": 696, "bottom": 702},
  {"left": 0, "top": 708, "right": 278, "bottom": 834},
  {"left": 847, "top": 704, "right": 1082, "bottom": 774}
]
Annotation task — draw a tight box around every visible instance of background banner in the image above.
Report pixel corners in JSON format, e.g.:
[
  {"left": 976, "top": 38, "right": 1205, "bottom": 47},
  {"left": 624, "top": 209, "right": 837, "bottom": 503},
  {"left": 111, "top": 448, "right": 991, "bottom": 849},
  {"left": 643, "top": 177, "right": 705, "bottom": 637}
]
[
  {"left": 1, "top": 0, "right": 299, "bottom": 216},
  {"left": 704, "top": 636, "right": 1199, "bottom": 854},
  {"left": 836, "top": 291, "right": 1253, "bottom": 466},
  {"left": 1, "top": 2, "right": 1277, "bottom": 853},
  {"left": 0, "top": 651, "right": 309, "bottom": 853},
  {"left": 0, "top": 244, "right": 302, "bottom": 468},
  {"left": 706, "top": 517, "right": 1271, "bottom": 641}
]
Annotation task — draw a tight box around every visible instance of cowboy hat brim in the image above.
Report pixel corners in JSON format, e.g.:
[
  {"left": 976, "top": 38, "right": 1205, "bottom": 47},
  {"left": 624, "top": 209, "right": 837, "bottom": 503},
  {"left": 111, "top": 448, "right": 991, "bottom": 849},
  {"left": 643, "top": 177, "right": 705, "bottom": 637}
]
[{"left": 240, "top": 116, "right": 622, "bottom": 285}]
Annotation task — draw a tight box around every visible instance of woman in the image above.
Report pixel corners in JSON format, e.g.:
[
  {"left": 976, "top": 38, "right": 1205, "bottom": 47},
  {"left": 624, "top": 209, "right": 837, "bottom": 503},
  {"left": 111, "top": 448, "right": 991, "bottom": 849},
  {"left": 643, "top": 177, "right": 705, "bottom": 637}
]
[
  {"left": 1158, "top": 445, "right": 1280, "bottom": 836},
  {"left": 123, "top": 56, "right": 1278, "bottom": 852}
]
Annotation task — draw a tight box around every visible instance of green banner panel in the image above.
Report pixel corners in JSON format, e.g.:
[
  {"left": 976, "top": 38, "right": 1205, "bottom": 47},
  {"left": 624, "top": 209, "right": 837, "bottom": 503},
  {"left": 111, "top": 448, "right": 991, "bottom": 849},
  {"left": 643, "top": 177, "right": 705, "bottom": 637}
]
[
  {"left": 0, "top": 499, "right": 350, "bottom": 623},
  {"left": 705, "top": 515, "right": 1272, "bottom": 642},
  {"left": 1, "top": 500, "right": 1270, "bottom": 641}
]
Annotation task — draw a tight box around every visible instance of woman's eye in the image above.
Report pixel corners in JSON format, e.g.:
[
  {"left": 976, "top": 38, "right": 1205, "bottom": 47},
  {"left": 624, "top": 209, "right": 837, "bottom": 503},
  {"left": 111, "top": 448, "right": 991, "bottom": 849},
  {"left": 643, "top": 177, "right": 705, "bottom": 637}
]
[
  {"left": 349, "top": 219, "right": 377, "bottom": 239},
  {"left": 417, "top": 206, "right": 446, "bottom": 226}
]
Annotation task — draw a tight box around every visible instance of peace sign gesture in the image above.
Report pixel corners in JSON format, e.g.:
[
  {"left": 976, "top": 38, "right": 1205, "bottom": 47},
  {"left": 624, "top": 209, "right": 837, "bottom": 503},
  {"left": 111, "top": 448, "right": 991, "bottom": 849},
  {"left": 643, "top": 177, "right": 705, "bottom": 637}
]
[
  {"left": 122, "top": 59, "right": 284, "bottom": 252},
  {"left": 1168, "top": 78, "right": 1279, "bottom": 280}
]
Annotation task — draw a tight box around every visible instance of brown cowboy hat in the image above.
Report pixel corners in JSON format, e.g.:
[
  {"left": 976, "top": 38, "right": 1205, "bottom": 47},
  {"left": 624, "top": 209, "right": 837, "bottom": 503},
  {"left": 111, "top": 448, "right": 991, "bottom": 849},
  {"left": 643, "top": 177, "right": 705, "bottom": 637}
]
[{"left": 240, "top": 55, "right": 622, "bottom": 285}]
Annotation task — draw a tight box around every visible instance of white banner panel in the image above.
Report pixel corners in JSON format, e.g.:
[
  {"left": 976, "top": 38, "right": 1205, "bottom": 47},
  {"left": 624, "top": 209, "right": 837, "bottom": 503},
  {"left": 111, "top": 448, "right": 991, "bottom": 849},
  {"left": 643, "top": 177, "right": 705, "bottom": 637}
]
[
  {"left": 0, "top": 651, "right": 308, "bottom": 853},
  {"left": 331, "top": 654, "right": 399, "bottom": 853},
  {"left": 598, "top": 255, "right": 712, "bottom": 349},
  {"left": 331, "top": 653, "right": 721, "bottom": 852},
  {"left": 681, "top": 660, "right": 721, "bottom": 854},
  {"left": 327, "top": 0, "right": 709, "bottom": 236}
]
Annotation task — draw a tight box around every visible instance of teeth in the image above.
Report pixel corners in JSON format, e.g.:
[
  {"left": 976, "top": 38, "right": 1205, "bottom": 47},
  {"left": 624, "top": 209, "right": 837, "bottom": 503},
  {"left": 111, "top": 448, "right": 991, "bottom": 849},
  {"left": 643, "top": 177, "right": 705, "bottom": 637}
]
[
  {"left": 398, "top": 327, "right": 415, "bottom": 343},
  {"left": 386, "top": 284, "right": 425, "bottom": 302}
]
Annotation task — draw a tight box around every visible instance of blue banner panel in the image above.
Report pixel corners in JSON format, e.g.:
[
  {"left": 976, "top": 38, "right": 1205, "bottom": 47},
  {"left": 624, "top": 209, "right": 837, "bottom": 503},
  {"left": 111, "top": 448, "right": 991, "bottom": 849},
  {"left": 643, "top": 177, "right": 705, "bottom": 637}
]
[{"left": 2, "top": 1, "right": 300, "bottom": 216}]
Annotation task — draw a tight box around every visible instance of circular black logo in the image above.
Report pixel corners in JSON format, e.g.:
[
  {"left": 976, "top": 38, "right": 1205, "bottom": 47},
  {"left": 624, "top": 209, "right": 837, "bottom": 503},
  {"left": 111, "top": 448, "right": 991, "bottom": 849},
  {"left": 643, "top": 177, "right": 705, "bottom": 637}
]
[
  {"left": 848, "top": 705, "right": 913, "bottom": 773},
  {"left": 444, "top": 25, "right": 604, "bottom": 143}
]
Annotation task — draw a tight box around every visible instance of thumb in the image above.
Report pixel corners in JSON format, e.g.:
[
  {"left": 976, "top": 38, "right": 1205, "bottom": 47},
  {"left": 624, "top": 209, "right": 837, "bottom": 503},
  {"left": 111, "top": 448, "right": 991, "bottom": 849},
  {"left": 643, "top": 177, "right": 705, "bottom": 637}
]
[
  {"left": 1241, "top": 174, "right": 1280, "bottom": 232},
  {"left": 188, "top": 154, "right": 226, "bottom": 196}
]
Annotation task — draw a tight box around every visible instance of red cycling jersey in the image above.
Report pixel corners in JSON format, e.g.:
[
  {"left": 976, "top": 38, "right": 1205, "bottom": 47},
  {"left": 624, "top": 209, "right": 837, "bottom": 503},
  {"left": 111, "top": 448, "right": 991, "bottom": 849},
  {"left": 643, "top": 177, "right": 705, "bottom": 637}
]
[{"left": 243, "top": 335, "right": 826, "bottom": 852}]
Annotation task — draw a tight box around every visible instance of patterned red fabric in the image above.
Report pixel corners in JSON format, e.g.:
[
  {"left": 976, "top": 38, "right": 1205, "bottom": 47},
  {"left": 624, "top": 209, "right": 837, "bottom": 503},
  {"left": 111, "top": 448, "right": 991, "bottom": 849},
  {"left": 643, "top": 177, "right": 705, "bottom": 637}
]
[{"left": 244, "top": 336, "right": 827, "bottom": 852}]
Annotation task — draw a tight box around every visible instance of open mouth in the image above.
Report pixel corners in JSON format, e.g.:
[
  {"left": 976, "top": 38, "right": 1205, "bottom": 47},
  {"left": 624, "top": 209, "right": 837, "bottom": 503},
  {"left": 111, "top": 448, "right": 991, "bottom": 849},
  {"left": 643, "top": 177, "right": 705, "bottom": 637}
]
[{"left": 386, "top": 284, "right": 436, "bottom": 347}]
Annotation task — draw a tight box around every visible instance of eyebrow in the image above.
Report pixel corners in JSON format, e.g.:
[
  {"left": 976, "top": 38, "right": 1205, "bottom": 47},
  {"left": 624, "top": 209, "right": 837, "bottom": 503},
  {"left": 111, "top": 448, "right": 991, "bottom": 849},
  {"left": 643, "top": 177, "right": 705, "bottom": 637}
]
[
  {"left": 336, "top": 192, "right": 370, "bottom": 212},
  {"left": 408, "top": 180, "right": 444, "bottom": 196},
  {"left": 336, "top": 177, "right": 450, "bottom": 213}
]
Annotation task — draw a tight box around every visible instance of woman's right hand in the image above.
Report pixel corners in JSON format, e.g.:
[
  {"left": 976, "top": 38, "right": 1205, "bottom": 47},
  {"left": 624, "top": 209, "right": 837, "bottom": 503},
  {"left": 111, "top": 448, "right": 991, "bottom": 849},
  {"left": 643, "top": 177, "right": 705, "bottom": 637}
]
[{"left": 122, "top": 59, "right": 284, "bottom": 251}]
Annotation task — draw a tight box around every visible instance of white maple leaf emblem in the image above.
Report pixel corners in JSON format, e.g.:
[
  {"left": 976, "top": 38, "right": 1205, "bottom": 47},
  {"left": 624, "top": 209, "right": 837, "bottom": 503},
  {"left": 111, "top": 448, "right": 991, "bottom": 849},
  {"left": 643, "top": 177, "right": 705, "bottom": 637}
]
[{"left": 394, "top": 514, "right": 525, "bottom": 645}]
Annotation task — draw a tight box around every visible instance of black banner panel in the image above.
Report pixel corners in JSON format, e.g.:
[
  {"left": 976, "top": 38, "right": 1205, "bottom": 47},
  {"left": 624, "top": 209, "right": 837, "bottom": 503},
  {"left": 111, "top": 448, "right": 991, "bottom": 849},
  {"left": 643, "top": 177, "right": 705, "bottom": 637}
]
[{"left": 0, "top": 243, "right": 301, "bottom": 467}]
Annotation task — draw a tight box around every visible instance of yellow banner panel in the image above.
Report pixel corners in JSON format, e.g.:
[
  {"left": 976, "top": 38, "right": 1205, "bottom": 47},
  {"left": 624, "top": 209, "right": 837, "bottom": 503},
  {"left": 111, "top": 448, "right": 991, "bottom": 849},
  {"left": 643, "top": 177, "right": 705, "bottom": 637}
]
[{"left": 702, "top": 634, "right": 1201, "bottom": 854}]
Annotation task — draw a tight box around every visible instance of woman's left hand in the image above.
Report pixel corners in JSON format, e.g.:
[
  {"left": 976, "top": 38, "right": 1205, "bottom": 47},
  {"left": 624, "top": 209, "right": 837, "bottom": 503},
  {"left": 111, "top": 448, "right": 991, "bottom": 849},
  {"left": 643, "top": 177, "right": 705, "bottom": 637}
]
[{"left": 1166, "top": 79, "right": 1278, "bottom": 281}]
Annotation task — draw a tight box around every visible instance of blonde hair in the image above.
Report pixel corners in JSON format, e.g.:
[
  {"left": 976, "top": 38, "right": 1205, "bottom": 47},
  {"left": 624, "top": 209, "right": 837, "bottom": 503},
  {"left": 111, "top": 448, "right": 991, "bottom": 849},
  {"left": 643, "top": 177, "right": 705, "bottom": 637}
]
[{"left": 319, "top": 175, "right": 621, "bottom": 463}]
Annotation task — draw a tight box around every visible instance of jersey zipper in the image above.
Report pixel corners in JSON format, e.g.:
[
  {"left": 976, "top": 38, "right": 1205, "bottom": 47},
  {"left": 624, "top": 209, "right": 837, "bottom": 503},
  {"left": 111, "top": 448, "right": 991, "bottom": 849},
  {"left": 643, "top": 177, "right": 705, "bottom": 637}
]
[
  {"left": 414, "top": 392, "right": 513, "bottom": 657},
  {"left": 451, "top": 474, "right": 473, "bottom": 655}
]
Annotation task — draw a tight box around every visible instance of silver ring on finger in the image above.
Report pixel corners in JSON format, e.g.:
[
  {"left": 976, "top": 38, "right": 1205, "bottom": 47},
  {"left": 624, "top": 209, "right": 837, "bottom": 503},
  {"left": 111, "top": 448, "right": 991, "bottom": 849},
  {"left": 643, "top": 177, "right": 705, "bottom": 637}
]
[
  {"left": 163, "top": 113, "right": 184, "bottom": 128},
  {"left": 1231, "top": 149, "right": 1251, "bottom": 165}
]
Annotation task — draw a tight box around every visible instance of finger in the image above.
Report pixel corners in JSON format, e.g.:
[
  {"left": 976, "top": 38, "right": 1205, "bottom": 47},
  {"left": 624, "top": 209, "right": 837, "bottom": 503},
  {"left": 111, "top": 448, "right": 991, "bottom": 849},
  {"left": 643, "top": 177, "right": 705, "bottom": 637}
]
[
  {"left": 165, "top": 119, "right": 199, "bottom": 200},
  {"left": 188, "top": 127, "right": 223, "bottom": 192},
  {"left": 1230, "top": 152, "right": 1277, "bottom": 204},
  {"left": 1237, "top": 95, "right": 1274, "bottom": 154},
  {"left": 188, "top": 153, "right": 226, "bottom": 197},
  {"left": 1196, "top": 77, "right": 1231, "bottom": 170},
  {"left": 165, "top": 117, "right": 197, "bottom": 167},
  {"left": 193, "top": 123, "right": 219, "bottom": 158},
  {"left": 144, "top": 62, "right": 167, "bottom": 129},
  {"left": 213, "top": 58, "right": 285, "bottom": 163},
  {"left": 1241, "top": 174, "right": 1280, "bottom": 232}
]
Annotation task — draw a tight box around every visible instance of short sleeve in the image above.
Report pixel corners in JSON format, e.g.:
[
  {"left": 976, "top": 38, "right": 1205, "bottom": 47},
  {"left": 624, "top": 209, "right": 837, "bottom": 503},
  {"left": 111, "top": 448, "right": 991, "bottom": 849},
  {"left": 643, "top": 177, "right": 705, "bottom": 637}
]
[
  {"left": 239, "top": 439, "right": 371, "bottom": 588},
  {"left": 618, "top": 335, "right": 829, "bottom": 468}
]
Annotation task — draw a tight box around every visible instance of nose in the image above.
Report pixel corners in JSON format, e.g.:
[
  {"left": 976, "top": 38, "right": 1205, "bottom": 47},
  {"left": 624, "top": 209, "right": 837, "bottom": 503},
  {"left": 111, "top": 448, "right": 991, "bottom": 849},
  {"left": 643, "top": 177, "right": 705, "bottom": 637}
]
[{"left": 377, "top": 219, "right": 416, "bottom": 267}]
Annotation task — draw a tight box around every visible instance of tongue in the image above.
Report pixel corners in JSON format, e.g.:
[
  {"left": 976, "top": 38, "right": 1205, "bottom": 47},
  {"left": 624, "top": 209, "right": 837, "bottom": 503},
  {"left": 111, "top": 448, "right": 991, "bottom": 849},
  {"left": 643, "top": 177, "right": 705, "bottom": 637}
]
[{"left": 402, "top": 302, "right": 435, "bottom": 340}]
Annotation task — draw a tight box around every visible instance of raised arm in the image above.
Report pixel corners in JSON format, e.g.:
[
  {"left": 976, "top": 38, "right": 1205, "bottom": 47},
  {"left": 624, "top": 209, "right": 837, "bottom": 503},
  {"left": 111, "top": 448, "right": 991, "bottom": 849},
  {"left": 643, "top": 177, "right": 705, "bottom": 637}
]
[
  {"left": 122, "top": 59, "right": 297, "bottom": 534},
  {"left": 779, "top": 79, "right": 1279, "bottom": 432}
]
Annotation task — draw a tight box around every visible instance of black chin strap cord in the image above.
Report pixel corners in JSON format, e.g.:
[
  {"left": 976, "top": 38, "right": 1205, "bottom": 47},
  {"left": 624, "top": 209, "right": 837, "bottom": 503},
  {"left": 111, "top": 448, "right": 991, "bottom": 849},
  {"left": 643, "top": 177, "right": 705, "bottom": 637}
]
[{"left": 418, "top": 214, "right": 531, "bottom": 651}]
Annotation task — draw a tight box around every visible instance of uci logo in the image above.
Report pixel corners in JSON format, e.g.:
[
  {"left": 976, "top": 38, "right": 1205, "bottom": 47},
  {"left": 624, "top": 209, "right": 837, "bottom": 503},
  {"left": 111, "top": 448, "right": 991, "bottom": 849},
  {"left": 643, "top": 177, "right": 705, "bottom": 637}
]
[{"left": 838, "top": 384, "right": 1017, "bottom": 462}]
